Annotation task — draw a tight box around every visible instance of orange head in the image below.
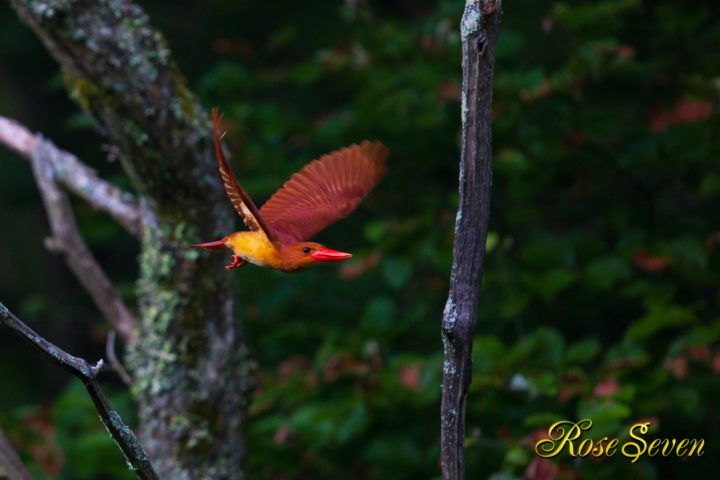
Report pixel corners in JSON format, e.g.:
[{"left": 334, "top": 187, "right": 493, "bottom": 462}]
[{"left": 281, "top": 242, "right": 352, "bottom": 271}]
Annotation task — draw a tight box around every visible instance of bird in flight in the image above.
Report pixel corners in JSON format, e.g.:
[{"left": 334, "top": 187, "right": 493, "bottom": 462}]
[{"left": 193, "top": 108, "right": 389, "bottom": 273}]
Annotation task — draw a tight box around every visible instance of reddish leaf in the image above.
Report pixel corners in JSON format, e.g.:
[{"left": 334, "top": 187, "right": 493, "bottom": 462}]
[
  {"left": 541, "top": 18, "right": 553, "bottom": 33},
  {"left": 606, "top": 357, "right": 643, "bottom": 372},
  {"left": 649, "top": 100, "right": 714, "bottom": 133},
  {"left": 632, "top": 251, "right": 670, "bottom": 272},
  {"left": 521, "top": 79, "right": 552, "bottom": 102},
  {"left": 212, "top": 38, "right": 254, "bottom": 57},
  {"left": 712, "top": 352, "right": 720, "bottom": 374},
  {"left": 25, "top": 407, "right": 64, "bottom": 476},
  {"left": 322, "top": 356, "right": 370, "bottom": 382},
  {"left": 277, "top": 355, "right": 312, "bottom": 379},
  {"left": 557, "top": 372, "right": 583, "bottom": 404},
  {"left": 617, "top": 45, "right": 635, "bottom": 60},
  {"left": 664, "top": 356, "right": 688, "bottom": 379},
  {"left": 525, "top": 457, "right": 559, "bottom": 480},
  {"left": 398, "top": 364, "right": 422, "bottom": 391},
  {"left": 593, "top": 378, "right": 620, "bottom": 398},
  {"left": 687, "top": 345, "right": 711, "bottom": 362},
  {"left": 273, "top": 424, "right": 292, "bottom": 445},
  {"left": 438, "top": 81, "right": 461, "bottom": 102},
  {"left": 637, "top": 416, "right": 659, "bottom": 425},
  {"left": 523, "top": 428, "right": 551, "bottom": 448}
]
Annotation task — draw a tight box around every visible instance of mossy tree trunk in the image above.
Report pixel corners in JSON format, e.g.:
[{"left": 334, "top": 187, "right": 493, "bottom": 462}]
[{"left": 9, "top": 0, "right": 254, "bottom": 477}]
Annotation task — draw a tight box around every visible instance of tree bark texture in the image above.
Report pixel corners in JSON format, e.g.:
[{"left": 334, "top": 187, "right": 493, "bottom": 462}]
[
  {"left": 440, "top": 1, "right": 501, "bottom": 479},
  {"left": 8, "top": 1, "right": 254, "bottom": 478}
]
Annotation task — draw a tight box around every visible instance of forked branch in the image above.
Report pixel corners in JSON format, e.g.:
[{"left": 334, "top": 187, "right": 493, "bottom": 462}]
[
  {"left": 0, "top": 115, "right": 141, "bottom": 236},
  {"left": 0, "top": 302, "right": 157, "bottom": 480},
  {"left": 27, "top": 141, "right": 136, "bottom": 343}
]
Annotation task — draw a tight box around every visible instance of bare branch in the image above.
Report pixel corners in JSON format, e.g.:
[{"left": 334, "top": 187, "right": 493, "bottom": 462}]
[
  {"left": 0, "top": 302, "right": 158, "bottom": 480},
  {"left": 106, "top": 330, "right": 133, "bottom": 385},
  {"left": 0, "top": 427, "right": 32, "bottom": 480},
  {"left": 0, "top": 115, "right": 141, "bottom": 236},
  {"left": 441, "top": 1, "right": 502, "bottom": 479},
  {"left": 30, "top": 141, "right": 135, "bottom": 343}
]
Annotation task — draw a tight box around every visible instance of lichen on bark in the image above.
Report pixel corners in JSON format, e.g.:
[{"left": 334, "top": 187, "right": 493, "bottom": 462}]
[{"left": 9, "top": 0, "right": 255, "bottom": 477}]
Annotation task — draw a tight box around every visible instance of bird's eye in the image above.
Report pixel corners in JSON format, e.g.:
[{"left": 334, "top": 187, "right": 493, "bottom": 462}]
[{"left": 303, "top": 247, "right": 311, "bottom": 254}]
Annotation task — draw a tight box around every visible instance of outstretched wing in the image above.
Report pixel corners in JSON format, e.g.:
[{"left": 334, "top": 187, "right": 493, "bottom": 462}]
[
  {"left": 211, "top": 108, "right": 277, "bottom": 242},
  {"left": 259, "top": 140, "right": 389, "bottom": 242}
]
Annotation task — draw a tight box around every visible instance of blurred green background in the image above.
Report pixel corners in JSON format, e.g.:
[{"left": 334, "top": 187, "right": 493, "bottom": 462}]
[{"left": 1, "top": 0, "right": 719, "bottom": 478}]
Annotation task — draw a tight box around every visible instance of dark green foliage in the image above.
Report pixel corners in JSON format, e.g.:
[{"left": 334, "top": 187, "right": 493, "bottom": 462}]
[
  {"left": 0, "top": 0, "right": 719, "bottom": 478},
  {"left": 1, "top": 383, "right": 135, "bottom": 479}
]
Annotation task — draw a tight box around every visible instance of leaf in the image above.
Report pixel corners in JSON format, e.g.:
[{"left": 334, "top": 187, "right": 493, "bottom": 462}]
[
  {"left": 584, "top": 256, "right": 631, "bottom": 290},
  {"left": 382, "top": 256, "right": 414, "bottom": 289},
  {"left": 626, "top": 305, "right": 695, "bottom": 341},
  {"left": 288, "top": 401, "right": 369, "bottom": 447},
  {"left": 523, "top": 412, "right": 564, "bottom": 428},
  {"left": 524, "top": 268, "right": 577, "bottom": 301},
  {"left": 577, "top": 400, "right": 631, "bottom": 437},
  {"left": 361, "top": 297, "right": 396, "bottom": 333},
  {"left": 567, "top": 337, "right": 601, "bottom": 364},
  {"left": 649, "top": 100, "right": 714, "bottom": 133},
  {"left": 363, "top": 437, "right": 422, "bottom": 468},
  {"left": 486, "top": 231, "right": 501, "bottom": 253},
  {"left": 496, "top": 149, "right": 529, "bottom": 174}
]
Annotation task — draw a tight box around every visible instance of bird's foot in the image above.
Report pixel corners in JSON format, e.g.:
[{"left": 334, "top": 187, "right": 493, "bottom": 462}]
[{"left": 225, "top": 255, "right": 248, "bottom": 270}]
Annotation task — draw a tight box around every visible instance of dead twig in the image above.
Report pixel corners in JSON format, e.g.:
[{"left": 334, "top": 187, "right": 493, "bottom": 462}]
[
  {"left": 30, "top": 141, "right": 135, "bottom": 343},
  {"left": 0, "top": 301, "right": 158, "bottom": 480},
  {"left": 440, "top": 1, "right": 502, "bottom": 479},
  {"left": 106, "top": 330, "right": 133, "bottom": 385}
]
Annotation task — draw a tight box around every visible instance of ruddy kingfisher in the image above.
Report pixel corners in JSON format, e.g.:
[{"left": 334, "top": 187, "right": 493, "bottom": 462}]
[{"left": 192, "top": 108, "right": 389, "bottom": 273}]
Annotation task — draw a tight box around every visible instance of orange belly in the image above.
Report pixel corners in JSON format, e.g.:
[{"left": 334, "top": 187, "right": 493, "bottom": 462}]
[{"left": 225, "top": 230, "right": 284, "bottom": 269}]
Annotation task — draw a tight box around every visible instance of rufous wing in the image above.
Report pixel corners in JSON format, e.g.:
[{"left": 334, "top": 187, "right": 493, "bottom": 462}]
[
  {"left": 259, "top": 140, "right": 389, "bottom": 242},
  {"left": 211, "top": 108, "right": 277, "bottom": 242}
]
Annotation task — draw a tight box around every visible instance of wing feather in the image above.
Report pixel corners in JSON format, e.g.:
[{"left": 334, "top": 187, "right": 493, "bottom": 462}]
[
  {"left": 211, "top": 108, "right": 277, "bottom": 242},
  {"left": 259, "top": 140, "right": 389, "bottom": 242}
]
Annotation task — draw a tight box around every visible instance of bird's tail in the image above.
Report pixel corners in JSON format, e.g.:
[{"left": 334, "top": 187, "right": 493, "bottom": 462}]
[{"left": 191, "top": 237, "right": 229, "bottom": 251}]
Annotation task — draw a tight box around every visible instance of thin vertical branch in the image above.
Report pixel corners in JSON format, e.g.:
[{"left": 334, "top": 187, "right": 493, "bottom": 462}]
[
  {"left": 0, "top": 302, "right": 158, "bottom": 480},
  {"left": 440, "top": 1, "right": 502, "bottom": 479},
  {"left": 106, "top": 330, "right": 133, "bottom": 385}
]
